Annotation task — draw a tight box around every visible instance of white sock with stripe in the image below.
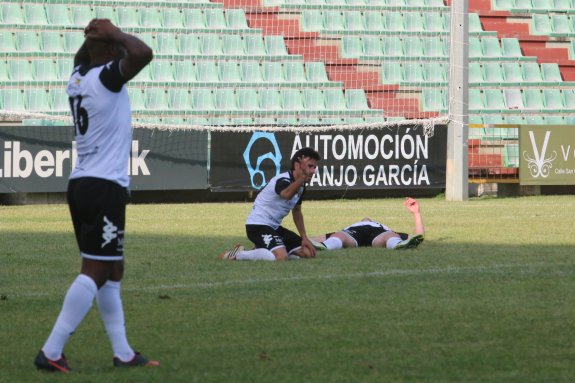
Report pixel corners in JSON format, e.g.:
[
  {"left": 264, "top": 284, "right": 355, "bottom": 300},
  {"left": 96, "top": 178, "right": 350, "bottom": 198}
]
[
  {"left": 236, "top": 248, "right": 276, "bottom": 261},
  {"left": 323, "top": 236, "right": 343, "bottom": 250}
]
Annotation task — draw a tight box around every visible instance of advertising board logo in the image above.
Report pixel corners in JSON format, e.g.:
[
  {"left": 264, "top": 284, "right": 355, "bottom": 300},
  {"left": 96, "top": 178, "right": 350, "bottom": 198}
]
[
  {"left": 243, "top": 132, "right": 282, "bottom": 189},
  {"left": 523, "top": 130, "right": 557, "bottom": 178}
]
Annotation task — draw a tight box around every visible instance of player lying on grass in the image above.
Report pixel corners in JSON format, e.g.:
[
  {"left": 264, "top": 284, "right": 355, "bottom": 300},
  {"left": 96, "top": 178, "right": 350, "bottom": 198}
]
[
  {"left": 311, "top": 198, "right": 425, "bottom": 251},
  {"left": 220, "top": 147, "right": 320, "bottom": 261}
]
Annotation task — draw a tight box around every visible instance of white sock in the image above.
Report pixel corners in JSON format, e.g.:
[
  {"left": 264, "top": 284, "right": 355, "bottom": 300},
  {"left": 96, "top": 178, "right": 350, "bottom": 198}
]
[
  {"left": 386, "top": 237, "right": 403, "bottom": 249},
  {"left": 42, "top": 274, "right": 98, "bottom": 360},
  {"left": 96, "top": 281, "right": 135, "bottom": 362},
  {"left": 236, "top": 248, "right": 276, "bottom": 261},
  {"left": 323, "top": 236, "right": 343, "bottom": 250}
]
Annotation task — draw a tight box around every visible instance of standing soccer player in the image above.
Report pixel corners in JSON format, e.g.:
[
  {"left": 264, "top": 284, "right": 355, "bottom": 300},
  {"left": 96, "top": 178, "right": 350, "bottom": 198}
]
[
  {"left": 34, "top": 19, "right": 157, "bottom": 372},
  {"left": 221, "top": 147, "right": 321, "bottom": 261}
]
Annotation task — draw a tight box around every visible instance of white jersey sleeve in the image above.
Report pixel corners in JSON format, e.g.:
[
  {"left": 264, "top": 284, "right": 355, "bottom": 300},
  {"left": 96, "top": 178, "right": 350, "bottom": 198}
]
[{"left": 67, "top": 60, "right": 132, "bottom": 187}]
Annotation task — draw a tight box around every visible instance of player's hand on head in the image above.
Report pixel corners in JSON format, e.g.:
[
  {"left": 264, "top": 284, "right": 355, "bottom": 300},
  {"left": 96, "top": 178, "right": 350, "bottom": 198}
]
[{"left": 84, "top": 19, "right": 121, "bottom": 42}]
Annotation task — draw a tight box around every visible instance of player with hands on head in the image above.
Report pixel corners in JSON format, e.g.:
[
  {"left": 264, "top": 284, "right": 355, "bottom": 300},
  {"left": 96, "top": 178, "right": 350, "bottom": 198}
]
[
  {"left": 34, "top": 19, "right": 157, "bottom": 373},
  {"left": 221, "top": 147, "right": 321, "bottom": 261},
  {"left": 312, "top": 197, "right": 425, "bottom": 251}
]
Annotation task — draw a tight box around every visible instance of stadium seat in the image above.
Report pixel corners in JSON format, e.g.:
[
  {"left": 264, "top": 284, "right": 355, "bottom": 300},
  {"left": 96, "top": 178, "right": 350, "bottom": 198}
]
[
  {"left": 346, "top": 89, "right": 369, "bottom": 110},
  {"left": 385, "top": 12, "right": 404, "bottom": 32},
  {"left": 226, "top": 8, "right": 248, "bottom": 29},
  {"left": 155, "top": 33, "right": 179, "bottom": 55},
  {"left": 2, "top": 3, "right": 25, "bottom": 24},
  {"left": 204, "top": 9, "right": 227, "bottom": 29},
  {"left": 150, "top": 61, "right": 174, "bottom": 82},
  {"left": 324, "top": 89, "right": 346, "bottom": 110},
  {"left": 531, "top": 0, "right": 555, "bottom": 12},
  {"left": 423, "top": 62, "right": 446, "bottom": 84},
  {"left": 15, "top": 31, "right": 41, "bottom": 52},
  {"left": 167, "top": 89, "right": 192, "bottom": 110},
  {"left": 483, "top": 62, "right": 504, "bottom": 85},
  {"left": 56, "top": 58, "right": 74, "bottom": 80},
  {"left": 24, "top": 4, "right": 49, "bottom": 25},
  {"left": 468, "top": 37, "right": 483, "bottom": 59},
  {"left": 8, "top": 59, "right": 33, "bottom": 81},
  {"left": 382, "top": 36, "right": 404, "bottom": 57},
  {"left": 187, "top": 117, "right": 210, "bottom": 126},
  {"left": 468, "top": 89, "right": 484, "bottom": 112},
  {"left": 541, "top": 63, "right": 563, "bottom": 82},
  {"left": 45, "top": 4, "right": 71, "bottom": 26},
  {"left": 200, "top": 35, "right": 223, "bottom": 55},
  {"left": 283, "top": 61, "right": 306, "bottom": 82},
  {"left": 162, "top": 8, "right": 184, "bottom": 28},
  {"left": 303, "top": 89, "right": 326, "bottom": 111},
  {"left": 0, "top": 60, "right": 8, "bottom": 81},
  {"left": 403, "top": 37, "right": 425, "bottom": 57},
  {"left": 504, "top": 89, "right": 524, "bottom": 109},
  {"left": 145, "top": 88, "right": 170, "bottom": 111},
  {"left": 219, "top": 61, "right": 242, "bottom": 83},
  {"left": 241, "top": 62, "right": 263, "bottom": 83},
  {"left": 236, "top": 88, "right": 260, "bottom": 110},
  {"left": 40, "top": 31, "right": 66, "bottom": 53},
  {"left": 324, "top": 10, "right": 345, "bottom": 31},
  {"left": 505, "top": 115, "right": 525, "bottom": 124},
  {"left": 532, "top": 14, "right": 552, "bottom": 35},
  {"left": 94, "top": 6, "right": 118, "bottom": 24},
  {"left": 1, "top": 89, "right": 26, "bottom": 112},
  {"left": 26, "top": 88, "right": 51, "bottom": 112},
  {"left": 265, "top": 36, "right": 288, "bottom": 56},
  {"left": 364, "top": 11, "right": 385, "bottom": 32},
  {"left": 402, "top": 62, "right": 424, "bottom": 84},
  {"left": 524, "top": 115, "right": 545, "bottom": 124},
  {"left": 345, "top": 11, "right": 365, "bottom": 31},
  {"left": 191, "top": 89, "right": 215, "bottom": 111},
  {"left": 32, "top": 59, "right": 59, "bottom": 81},
  {"left": 342, "top": 36, "right": 363, "bottom": 58},
  {"left": 70, "top": 5, "right": 93, "bottom": 27},
  {"left": 260, "top": 89, "right": 282, "bottom": 110},
  {"left": 563, "top": 89, "right": 575, "bottom": 109},
  {"left": 422, "top": 89, "right": 446, "bottom": 112},
  {"left": 481, "top": 37, "right": 502, "bottom": 58},
  {"left": 522, "top": 89, "right": 545, "bottom": 110},
  {"left": 301, "top": 10, "right": 324, "bottom": 32},
  {"left": 521, "top": 62, "right": 543, "bottom": 84},
  {"left": 306, "top": 62, "right": 329, "bottom": 82},
  {"left": 544, "top": 115, "right": 566, "bottom": 124},
  {"left": 468, "top": 13, "right": 485, "bottom": 34},
  {"left": 222, "top": 35, "right": 246, "bottom": 56},
  {"left": 513, "top": 0, "right": 534, "bottom": 12},
  {"left": 178, "top": 34, "right": 201, "bottom": 55},
  {"left": 183, "top": 9, "right": 205, "bottom": 29},
  {"left": 404, "top": 12, "right": 425, "bottom": 33},
  {"left": 381, "top": 62, "right": 403, "bottom": 84},
  {"left": 281, "top": 89, "right": 305, "bottom": 111},
  {"left": 501, "top": 62, "right": 523, "bottom": 85},
  {"left": 214, "top": 89, "right": 238, "bottom": 110},
  {"left": 362, "top": 36, "right": 384, "bottom": 57},
  {"left": 543, "top": 89, "right": 565, "bottom": 112},
  {"left": 243, "top": 35, "right": 267, "bottom": 56},
  {"left": 139, "top": 8, "right": 162, "bottom": 28},
  {"left": 483, "top": 89, "right": 506, "bottom": 111},
  {"left": 63, "top": 32, "right": 85, "bottom": 53},
  {"left": 195, "top": 61, "right": 219, "bottom": 82},
  {"left": 0, "top": 32, "right": 16, "bottom": 53},
  {"left": 553, "top": 0, "right": 574, "bottom": 12},
  {"left": 422, "top": 36, "right": 446, "bottom": 58},
  {"left": 423, "top": 12, "right": 446, "bottom": 33},
  {"left": 468, "top": 63, "right": 483, "bottom": 85},
  {"left": 262, "top": 61, "right": 285, "bottom": 83},
  {"left": 550, "top": 14, "right": 573, "bottom": 35},
  {"left": 501, "top": 38, "right": 523, "bottom": 58}
]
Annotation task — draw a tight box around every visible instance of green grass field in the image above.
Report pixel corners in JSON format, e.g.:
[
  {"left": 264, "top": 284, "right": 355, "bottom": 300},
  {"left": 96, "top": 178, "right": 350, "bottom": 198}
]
[{"left": 1, "top": 195, "right": 574, "bottom": 382}]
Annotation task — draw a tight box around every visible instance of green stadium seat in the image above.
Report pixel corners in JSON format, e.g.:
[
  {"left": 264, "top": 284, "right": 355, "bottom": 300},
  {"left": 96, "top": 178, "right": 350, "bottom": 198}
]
[
  {"left": 381, "top": 62, "right": 403, "bottom": 84},
  {"left": 94, "top": 6, "right": 118, "bottom": 24},
  {"left": 168, "top": 89, "right": 192, "bottom": 110},
  {"left": 493, "top": 0, "right": 514, "bottom": 10},
  {"left": 481, "top": 37, "right": 502, "bottom": 58},
  {"left": 531, "top": 0, "right": 554, "bottom": 12},
  {"left": 421, "top": 36, "right": 446, "bottom": 58},
  {"left": 362, "top": 36, "right": 383, "bottom": 57},
  {"left": 183, "top": 9, "right": 205, "bottom": 29},
  {"left": 241, "top": 62, "right": 263, "bottom": 83},
  {"left": 262, "top": 61, "right": 285, "bottom": 82},
  {"left": 504, "top": 89, "right": 524, "bottom": 109},
  {"left": 260, "top": 89, "right": 282, "bottom": 110},
  {"left": 205, "top": 9, "right": 227, "bottom": 29},
  {"left": 214, "top": 89, "right": 238, "bottom": 110},
  {"left": 0, "top": 60, "right": 8, "bottom": 81},
  {"left": 468, "top": 63, "right": 483, "bottom": 85},
  {"left": 178, "top": 34, "right": 201, "bottom": 55},
  {"left": 501, "top": 62, "right": 523, "bottom": 85},
  {"left": 382, "top": 36, "right": 404, "bottom": 57},
  {"left": 483, "top": 62, "right": 504, "bottom": 85},
  {"left": 32, "top": 59, "right": 59, "bottom": 81},
  {"left": 524, "top": 115, "right": 545, "bottom": 124},
  {"left": 303, "top": 89, "right": 326, "bottom": 111},
  {"left": 162, "top": 8, "right": 184, "bottom": 28},
  {"left": 155, "top": 33, "right": 179, "bottom": 55},
  {"left": 550, "top": 14, "right": 573, "bottom": 35},
  {"left": 187, "top": 117, "right": 210, "bottom": 126},
  {"left": 403, "top": 37, "right": 424, "bottom": 57},
  {"left": 200, "top": 35, "right": 224, "bottom": 56},
  {"left": 219, "top": 61, "right": 242, "bottom": 82},
  {"left": 40, "top": 31, "right": 66, "bottom": 54},
  {"left": 150, "top": 61, "right": 174, "bottom": 82},
  {"left": 139, "top": 34, "right": 156, "bottom": 52},
  {"left": 385, "top": 12, "right": 404, "bottom": 32},
  {"left": 324, "top": 10, "right": 345, "bottom": 31},
  {"left": 56, "top": 58, "right": 74, "bottom": 80},
  {"left": 346, "top": 89, "right": 369, "bottom": 110},
  {"left": 26, "top": 88, "right": 51, "bottom": 112},
  {"left": 282, "top": 89, "right": 305, "bottom": 110},
  {"left": 364, "top": 11, "right": 385, "bottom": 32},
  {"left": 522, "top": 89, "right": 545, "bottom": 110},
  {"left": 345, "top": 11, "right": 365, "bottom": 31},
  {"left": 521, "top": 62, "right": 543, "bottom": 84},
  {"left": 195, "top": 61, "right": 219, "bottom": 82},
  {"left": 563, "top": 89, "right": 575, "bottom": 109},
  {"left": 468, "top": 37, "right": 483, "bottom": 59},
  {"left": 543, "top": 89, "right": 565, "bottom": 112},
  {"left": 324, "top": 89, "right": 346, "bottom": 110},
  {"left": 129, "top": 88, "right": 146, "bottom": 111},
  {"left": 342, "top": 36, "right": 363, "bottom": 58},
  {"left": 265, "top": 36, "right": 288, "bottom": 56},
  {"left": 468, "top": 89, "right": 484, "bottom": 112},
  {"left": 553, "top": 0, "right": 574, "bottom": 12},
  {"left": 70, "top": 5, "right": 93, "bottom": 27},
  {"left": 117, "top": 7, "right": 140, "bottom": 28},
  {"left": 532, "top": 14, "right": 552, "bottom": 35},
  {"left": 483, "top": 89, "right": 506, "bottom": 110},
  {"left": 16, "top": 31, "right": 41, "bottom": 53},
  {"left": 139, "top": 8, "right": 163, "bottom": 28},
  {"left": 0, "top": 32, "right": 16, "bottom": 53},
  {"left": 423, "top": 12, "right": 446, "bottom": 33},
  {"left": 404, "top": 12, "right": 425, "bottom": 33},
  {"left": 468, "top": 13, "right": 484, "bottom": 34},
  {"left": 244, "top": 35, "right": 266, "bottom": 56},
  {"left": 24, "top": 4, "right": 49, "bottom": 25},
  {"left": 422, "top": 89, "right": 446, "bottom": 111},
  {"left": 541, "top": 63, "right": 563, "bottom": 82},
  {"left": 501, "top": 38, "right": 523, "bottom": 58},
  {"left": 191, "top": 89, "right": 215, "bottom": 110},
  {"left": 302, "top": 10, "right": 324, "bottom": 32},
  {"left": 2, "top": 3, "right": 25, "bottom": 24},
  {"left": 174, "top": 61, "right": 196, "bottom": 83},
  {"left": 402, "top": 62, "right": 424, "bottom": 84},
  {"left": 64, "top": 32, "right": 85, "bottom": 53},
  {"left": 1, "top": 89, "right": 26, "bottom": 112},
  {"left": 513, "top": 0, "right": 534, "bottom": 12},
  {"left": 236, "top": 89, "right": 260, "bottom": 110},
  {"left": 422, "top": 62, "right": 446, "bottom": 84},
  {"left": 8, "top": 59, "right": 33, "bottom": 81},
  {"left": 306, "top": 62, "right": 329, "bottom": 82},
  {"left": 283, "top": 61, "right": 306, "bottom": 82},
  {"left": 505, "top": 115, "right": 525, "bottom": 124},
  {"left": 226, "top": 8, "right": 248, "bottom": 29},
  {"left": 222, "top": 35, "right": 246, "bottom": 56},
  {"left": 544, "top": 115, "right": 566, "bottom": 124},
  {"left": 145, "top": 88, "right": 169, "bottom": 111}
]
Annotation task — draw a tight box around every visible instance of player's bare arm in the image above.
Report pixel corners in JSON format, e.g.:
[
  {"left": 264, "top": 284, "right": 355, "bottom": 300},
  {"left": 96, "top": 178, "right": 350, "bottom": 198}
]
[
  {"left": 279, "top": 156, "right": 317, "bottom": 200},
  {"left": 404, "top": 197, "right": 425, "bottom": 237},
  {"left": 84, "top": 18, "right": 153, "bottom": 81}
]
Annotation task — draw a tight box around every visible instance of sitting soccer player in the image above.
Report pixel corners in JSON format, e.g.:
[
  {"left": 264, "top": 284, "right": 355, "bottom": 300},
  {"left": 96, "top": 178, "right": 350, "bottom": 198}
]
[
  {"left": 312, "top": 197, "right": 425, "bottom": 251},
  {"left": 220, "top": 147, "right": 321, "bottom": 261}
]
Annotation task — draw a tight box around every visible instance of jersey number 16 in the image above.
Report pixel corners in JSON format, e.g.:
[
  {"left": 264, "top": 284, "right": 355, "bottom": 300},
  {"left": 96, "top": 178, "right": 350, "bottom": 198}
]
[{"left": 70, "top": 96, "right": 89, "bottom": 136}]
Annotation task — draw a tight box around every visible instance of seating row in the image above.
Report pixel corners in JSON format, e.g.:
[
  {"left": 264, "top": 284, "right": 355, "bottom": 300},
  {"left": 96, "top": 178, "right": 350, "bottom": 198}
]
[
  {"left": 264, "top": 0, "right": 446, "bottom": 9},
  {"left": 0, "top": 4, "right": 242, "bottom": 30},
  {"left": 493, "top": 0, "right": 575, "bottom": 13},
  {"left": 469, "top": 62, "right": 569, "bottom": 86},
  {"left": 469, "top": 114, "right": 575, "bottom": 125},
  {"left": 531, "top": 13, "right": 575, "bottom": 37}
]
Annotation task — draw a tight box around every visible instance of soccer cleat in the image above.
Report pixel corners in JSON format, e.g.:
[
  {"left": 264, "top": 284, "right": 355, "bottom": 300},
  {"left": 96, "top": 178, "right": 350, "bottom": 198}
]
[
  {"left": 219, "top": 244, "right": 244, "bottom": 260},
  {"left": 310, "top": 239, "right": 327, "bottom": 251},
  {"left": 394, "top": 234, "right": 424, "bottom": 250},
  {"left": 113, "top": 352, "right": 160, "bottom": 368},
  {"left": 34, "top": 350, "right": 72, "bottom": 373}
]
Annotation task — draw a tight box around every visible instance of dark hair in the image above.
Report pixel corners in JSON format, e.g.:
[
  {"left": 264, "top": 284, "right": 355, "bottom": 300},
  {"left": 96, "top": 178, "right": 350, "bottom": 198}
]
[{"left": 291, "top": 147, "right": 321, "bottom": 170}]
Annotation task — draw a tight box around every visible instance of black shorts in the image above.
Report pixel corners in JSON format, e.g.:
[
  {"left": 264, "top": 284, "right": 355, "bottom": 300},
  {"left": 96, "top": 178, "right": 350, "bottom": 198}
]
[
  {"left": 334, "top": 225, "right": 408, "bottom": 247},
  {"left": 246, "top": 224, "right": 302, "bottom": 254},
  {"left": 67, "top": 177, "right": 128, "bottom": 261}
]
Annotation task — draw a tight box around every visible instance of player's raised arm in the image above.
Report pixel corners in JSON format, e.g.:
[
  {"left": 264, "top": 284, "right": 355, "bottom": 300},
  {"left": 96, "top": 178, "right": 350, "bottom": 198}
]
[
  {"left": 84, "top": 18, "right": 153, "bottom": 81},
  {"left": 404, "top": 197, "right": 425, "bottom": 237}
]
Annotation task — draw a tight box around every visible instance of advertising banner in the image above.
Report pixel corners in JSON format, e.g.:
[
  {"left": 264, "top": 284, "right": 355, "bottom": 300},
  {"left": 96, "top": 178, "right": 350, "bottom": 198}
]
[
  {"left": 210, "top": 125, "right": 447, "bottom": 191},
  {"left": 0, "top": 125, "right": 208, "bottom": 193},
  {"left": 520, "top": 125, "right": 575, "bottom": 185}
]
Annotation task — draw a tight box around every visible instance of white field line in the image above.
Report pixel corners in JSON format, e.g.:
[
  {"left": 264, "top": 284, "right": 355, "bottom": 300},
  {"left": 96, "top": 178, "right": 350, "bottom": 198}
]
[{"left": 9, "top": 261, "right": 570, "bottom": 299}]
